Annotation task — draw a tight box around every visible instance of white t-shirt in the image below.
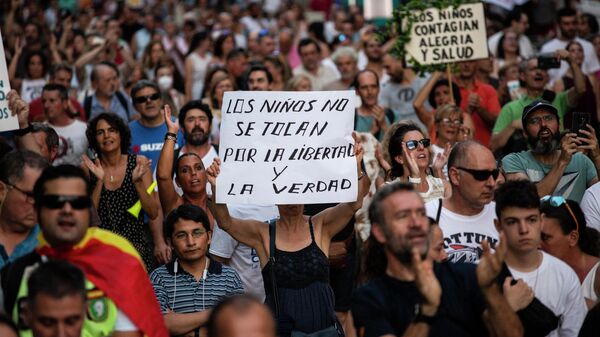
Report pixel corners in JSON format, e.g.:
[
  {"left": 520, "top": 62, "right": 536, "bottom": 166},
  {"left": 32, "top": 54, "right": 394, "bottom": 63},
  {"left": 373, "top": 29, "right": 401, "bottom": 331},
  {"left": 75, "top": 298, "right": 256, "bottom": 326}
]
[
  {"left": 580, "top": 181, "right": 600, "bottom": 232},
  {"left": 209, "top": 204, "right": 279, "bottom": 301},
  {"left": 425, "top": 200, "right": 498, "bottom": 263},
  {"left": 508, "top": 252, "right": 587, "bottom": 337},
  {"left": 51, "top": 120, "right": 88, "bottom": 166},
  {"left": 540, "top": 37, "right": 600, "bottom": 84}
]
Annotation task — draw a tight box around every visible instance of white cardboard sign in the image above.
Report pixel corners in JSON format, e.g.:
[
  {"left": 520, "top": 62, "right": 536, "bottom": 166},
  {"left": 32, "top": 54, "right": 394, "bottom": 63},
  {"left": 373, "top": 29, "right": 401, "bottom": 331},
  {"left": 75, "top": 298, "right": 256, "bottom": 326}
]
[
  {"left": 404, "top": 3, "right": 489, "bottom": 65},
  {"left": 0, "top": 29, "right": 19, "bottom": 132},
  {"left": 216, "top": 90, "right": 358, "bottom": 205}
]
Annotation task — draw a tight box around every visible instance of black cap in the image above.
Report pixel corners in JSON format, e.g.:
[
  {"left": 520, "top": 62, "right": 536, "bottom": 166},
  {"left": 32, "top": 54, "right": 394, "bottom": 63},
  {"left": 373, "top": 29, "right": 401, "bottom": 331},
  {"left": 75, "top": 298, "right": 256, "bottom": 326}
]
[{"left": 522, "top": 99, "right": 558, "bottom": 125}]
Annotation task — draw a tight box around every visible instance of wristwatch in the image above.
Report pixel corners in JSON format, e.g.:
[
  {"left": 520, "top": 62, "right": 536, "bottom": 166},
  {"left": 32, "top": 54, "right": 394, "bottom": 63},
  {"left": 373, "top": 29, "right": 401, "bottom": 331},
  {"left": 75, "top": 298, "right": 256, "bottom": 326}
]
[{"left": 413, "top": 303, "right": 437, "bottom": 326}]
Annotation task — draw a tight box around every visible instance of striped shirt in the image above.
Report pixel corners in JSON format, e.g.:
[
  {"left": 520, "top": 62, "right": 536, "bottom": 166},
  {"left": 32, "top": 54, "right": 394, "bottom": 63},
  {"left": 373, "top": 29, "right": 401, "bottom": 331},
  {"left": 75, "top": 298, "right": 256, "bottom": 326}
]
[{"left": 150, "top": 258, "right": 244, "bottom": 313}]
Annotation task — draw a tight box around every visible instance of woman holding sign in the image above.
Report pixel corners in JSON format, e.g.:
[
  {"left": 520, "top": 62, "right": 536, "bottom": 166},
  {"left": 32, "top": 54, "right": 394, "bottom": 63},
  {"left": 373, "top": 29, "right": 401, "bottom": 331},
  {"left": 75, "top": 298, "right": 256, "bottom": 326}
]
[{"left": 205, "top": 135, "right": 369, "bottom": 337}]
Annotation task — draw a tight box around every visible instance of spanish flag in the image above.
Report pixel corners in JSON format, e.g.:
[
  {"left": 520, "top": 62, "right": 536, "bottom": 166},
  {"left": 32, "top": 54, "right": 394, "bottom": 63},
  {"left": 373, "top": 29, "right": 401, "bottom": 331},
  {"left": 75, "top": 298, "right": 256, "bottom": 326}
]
[{"left": 36, "top": 227, "right": 168, "bottom": 337}]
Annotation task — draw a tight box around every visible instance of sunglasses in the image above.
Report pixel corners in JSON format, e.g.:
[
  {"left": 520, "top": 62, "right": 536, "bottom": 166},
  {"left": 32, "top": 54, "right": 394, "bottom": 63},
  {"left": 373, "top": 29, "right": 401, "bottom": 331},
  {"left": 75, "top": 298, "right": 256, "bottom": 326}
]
[
  {"left": 404, "top": 139, "right": 431, "bottom": 150},
  {"left": 540, "top": 195, "right": 580, "bottom": 233},
  {"left": 456, "top": 167, "right": 499, "bottom": 181},
  {"left": 40, "top": 195, "right": 92, "bottom": 210},
  {"left": 133, "top": 92, "right": 160, "bottom": 104}
]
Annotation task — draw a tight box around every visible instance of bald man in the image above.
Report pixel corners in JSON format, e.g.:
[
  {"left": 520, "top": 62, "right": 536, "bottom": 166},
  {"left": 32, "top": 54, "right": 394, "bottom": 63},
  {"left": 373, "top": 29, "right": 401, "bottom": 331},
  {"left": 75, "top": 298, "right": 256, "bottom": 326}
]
[{"left": 207, "top": 295, "right": 275, "bottom": 337}]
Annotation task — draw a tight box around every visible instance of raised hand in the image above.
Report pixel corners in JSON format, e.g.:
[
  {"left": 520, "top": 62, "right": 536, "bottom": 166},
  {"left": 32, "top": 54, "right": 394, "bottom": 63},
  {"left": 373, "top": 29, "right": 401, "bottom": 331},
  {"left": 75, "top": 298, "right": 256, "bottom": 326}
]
[
  {"left": 411, "top": 247, "right": 441, "bottom": 315},
  {"left": 401, "top": 142, "right": 420, "bottom": 178},
  {"left": 559, "top": 132, "right": 578, "bottom": 165},
  {"left": 577, "top": 124, "right": 600, "bottom": 158},
  {"left": 82, "top": 155, "right": 105, "bottom": 181},
  {"left": 163, "top": 104, "right": 179, "bottom": 134},
  {"left": 375, "top": 143, "right": 392, "bottom": 179},
  {"left": 432, "top": 142, "right": 451, "bottom": 175},
  {"left": 206, "top": 157, "right": 221, "bottom": 191},
  {"left": 7, "top": 90, "right": 30, "bottom": 127},
  {"left": 132, "top": 155, "right": 152, "bottom": 183},
  {"left": 352, "top": 131, "right": 364, "bottom": 166},
  {"left": 477, "top": 232, "right": 506, "bottom": 290}
]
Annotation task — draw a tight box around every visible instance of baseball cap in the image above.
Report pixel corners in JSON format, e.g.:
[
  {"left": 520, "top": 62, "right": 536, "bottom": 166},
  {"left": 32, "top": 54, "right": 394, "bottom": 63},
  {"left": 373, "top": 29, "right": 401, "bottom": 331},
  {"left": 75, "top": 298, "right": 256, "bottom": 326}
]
[{"left": 522, "top": 99, "right": 558, "bottom": 125}]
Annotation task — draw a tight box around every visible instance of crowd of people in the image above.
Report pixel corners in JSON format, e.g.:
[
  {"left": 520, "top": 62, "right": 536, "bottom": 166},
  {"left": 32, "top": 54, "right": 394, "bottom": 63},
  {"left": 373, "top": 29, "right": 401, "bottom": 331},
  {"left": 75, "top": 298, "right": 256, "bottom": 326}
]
[{"left": 4, "top": 1, "right": 600, "bottom": 337}]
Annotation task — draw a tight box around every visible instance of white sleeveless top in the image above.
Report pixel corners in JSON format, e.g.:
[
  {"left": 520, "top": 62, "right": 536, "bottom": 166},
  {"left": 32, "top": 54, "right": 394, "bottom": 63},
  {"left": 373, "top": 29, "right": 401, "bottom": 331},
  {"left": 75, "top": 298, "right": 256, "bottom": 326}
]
[
  {"left": 187, "top": 52, "right": 211, "bottom": 100},
  {"left": 582, "top": 261, "right": 600, "bottom": 302}
]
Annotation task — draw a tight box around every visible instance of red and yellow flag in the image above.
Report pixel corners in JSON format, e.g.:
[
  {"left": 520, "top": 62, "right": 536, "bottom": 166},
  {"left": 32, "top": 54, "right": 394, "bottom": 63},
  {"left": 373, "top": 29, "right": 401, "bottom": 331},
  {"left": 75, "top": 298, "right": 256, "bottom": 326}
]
[{"left": 37, "top": 227, "right": 168, "bottom": 337}]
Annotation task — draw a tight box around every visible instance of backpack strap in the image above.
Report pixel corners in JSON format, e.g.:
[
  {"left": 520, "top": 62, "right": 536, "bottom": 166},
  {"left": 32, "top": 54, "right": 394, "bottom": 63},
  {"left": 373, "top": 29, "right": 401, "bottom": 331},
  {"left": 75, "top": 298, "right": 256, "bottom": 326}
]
[
  {"left": 84, "top": 95, "right": 93, "bottom": 120},
  {"left": 435, "top": 198, "right": 443, "bottom": 224},
  {"left": 115, "top": 91, "right": 130, "bottom": 119}
]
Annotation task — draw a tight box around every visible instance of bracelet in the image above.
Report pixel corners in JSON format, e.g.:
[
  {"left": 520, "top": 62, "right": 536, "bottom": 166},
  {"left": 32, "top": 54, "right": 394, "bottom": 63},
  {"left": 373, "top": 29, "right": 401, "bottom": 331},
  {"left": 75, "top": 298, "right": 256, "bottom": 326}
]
[
  {"left": 164, "top": 132, "right": 177, "bottom": 142},
  {"left": 14, "top": 124, "right": 33, "bottom": 136},
  {"left": 358, "top": 171, "right": 365, "bottom": 180},
  {"left": 408, "top": 176, "right": 422, "bottom": 184}
]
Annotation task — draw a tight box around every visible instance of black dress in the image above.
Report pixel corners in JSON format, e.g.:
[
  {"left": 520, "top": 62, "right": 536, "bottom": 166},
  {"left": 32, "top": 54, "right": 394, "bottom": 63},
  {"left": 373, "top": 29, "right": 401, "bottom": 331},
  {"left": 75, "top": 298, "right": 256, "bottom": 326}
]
[
  {"left": 90, "top": 154, "right": 154, "bottom": 269},
  {"left": 262, "top": 217, "right": 338, "bottom": 336}
]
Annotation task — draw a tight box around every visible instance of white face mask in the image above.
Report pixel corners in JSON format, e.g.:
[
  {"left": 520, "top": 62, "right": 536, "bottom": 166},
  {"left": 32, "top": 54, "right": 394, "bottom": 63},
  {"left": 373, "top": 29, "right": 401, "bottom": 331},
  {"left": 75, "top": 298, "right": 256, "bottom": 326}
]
[{"left": 157, "top": 75, "right": 173, "bottom": 90}]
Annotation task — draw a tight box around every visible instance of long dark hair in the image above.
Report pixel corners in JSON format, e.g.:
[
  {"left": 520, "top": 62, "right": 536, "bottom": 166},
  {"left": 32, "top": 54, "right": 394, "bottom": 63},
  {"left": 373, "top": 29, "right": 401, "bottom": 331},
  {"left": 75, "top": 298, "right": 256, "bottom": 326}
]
[
  {"left": 541, "top": 199, "right": 600, "bottom": 257},
  {"left": 387, "top": 123, "right": 424, "bottom": 179},
  {"left": 496, "top": 31, "right": 520, "bottom": 60}
]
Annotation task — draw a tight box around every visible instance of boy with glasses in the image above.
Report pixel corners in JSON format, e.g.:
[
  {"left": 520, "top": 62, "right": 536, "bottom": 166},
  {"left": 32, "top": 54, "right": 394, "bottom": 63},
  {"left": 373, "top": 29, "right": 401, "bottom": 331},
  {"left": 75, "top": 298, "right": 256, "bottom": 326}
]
[
  {"left": 494, "top": 180, "right": 587, "bottom": 337},
  {"left": 425, "top": 141, "right": 500, "bottom": 263},
  {"left": 502, "top": 99, "right": 598, "bottom": 202},
  {"left": 1, "top": 165, "right": 168, "bottom": 337},
  {"left": 150, "top": 204, "right": 244, "bottom": 336}
]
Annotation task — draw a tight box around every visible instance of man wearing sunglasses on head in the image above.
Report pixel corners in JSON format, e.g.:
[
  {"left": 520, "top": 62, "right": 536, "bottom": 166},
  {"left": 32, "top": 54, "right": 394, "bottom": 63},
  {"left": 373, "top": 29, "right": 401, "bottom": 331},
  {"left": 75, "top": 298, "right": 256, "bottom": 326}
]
[
  {"left": 425, "top": 141, "right": 501, "bottom": 264},
  {"left": 502, "top": 99, "right": 598, "bottom": 203},
  {"left": 1, "top": 165, "right": 168, "bottom": 337}
]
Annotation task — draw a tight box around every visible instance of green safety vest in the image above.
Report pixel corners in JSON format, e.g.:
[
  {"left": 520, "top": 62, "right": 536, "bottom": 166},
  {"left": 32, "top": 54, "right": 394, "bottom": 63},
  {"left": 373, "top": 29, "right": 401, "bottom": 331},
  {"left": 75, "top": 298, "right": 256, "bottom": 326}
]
[{"left": 13, "top": 263, "right": 119, "bottom": 337}]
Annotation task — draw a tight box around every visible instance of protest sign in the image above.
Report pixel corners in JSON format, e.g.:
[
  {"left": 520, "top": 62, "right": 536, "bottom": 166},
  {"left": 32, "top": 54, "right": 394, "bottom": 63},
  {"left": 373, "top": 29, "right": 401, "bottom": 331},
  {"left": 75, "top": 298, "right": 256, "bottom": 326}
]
[
  {"left": 404, "top": 3, "right": 488, "bottom": 65},
  {"left": 0, "top": 29, "right": 19, "bottom": 132},
  {"left": 216, "top": 90, "right": 358, "bottom": 205}
]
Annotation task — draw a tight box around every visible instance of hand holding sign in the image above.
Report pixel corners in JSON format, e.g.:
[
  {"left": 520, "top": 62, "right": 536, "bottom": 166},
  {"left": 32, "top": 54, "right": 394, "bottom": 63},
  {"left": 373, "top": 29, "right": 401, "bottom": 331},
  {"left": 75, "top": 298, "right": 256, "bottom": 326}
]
[
  {"left": 7, "top": 90, "right": 29, "bottom": 128},
  {"left": 206, "top": 157, "right": 221, "bottom": 197}
]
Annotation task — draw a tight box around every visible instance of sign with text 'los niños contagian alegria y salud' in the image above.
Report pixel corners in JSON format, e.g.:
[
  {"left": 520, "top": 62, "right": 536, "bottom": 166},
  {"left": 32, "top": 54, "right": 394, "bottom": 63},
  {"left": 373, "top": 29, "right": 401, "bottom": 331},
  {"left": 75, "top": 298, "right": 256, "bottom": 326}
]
[
  {"left": 216, "top": 90, "right": 358, "bottom": 205},
  {"left": 0, "top": 29, "right": 20, "bottom": 132},
  {"left": 404, "top": 3, "right": 488, "bottom": 65}
]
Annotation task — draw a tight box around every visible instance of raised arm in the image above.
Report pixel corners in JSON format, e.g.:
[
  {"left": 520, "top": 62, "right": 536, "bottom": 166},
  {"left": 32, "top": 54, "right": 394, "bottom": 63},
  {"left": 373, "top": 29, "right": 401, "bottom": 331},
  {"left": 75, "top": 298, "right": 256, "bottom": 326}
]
[
  {"left": 563, "top": 49, "right": 586, "bottom": 107},
  {"left": 205, "top": 157, "right": 268, "bottom": 262},
  {"left": 413, "top": 72, "right": 442, "bottom": 128},
  {"left": 132, "top": 155, "right": 159, "bottom": 220},
  {"left": 478, "top": 234, "right": 524, "bottom": 337},
  {"left": 7, "top": 90, "right": 41, "bottom": 154},
  {"left": 318, "top": 132, "right": 369, "bottom": 242},
  {"left": 156, "top": 105, "right": 182, "bottom": 213}
]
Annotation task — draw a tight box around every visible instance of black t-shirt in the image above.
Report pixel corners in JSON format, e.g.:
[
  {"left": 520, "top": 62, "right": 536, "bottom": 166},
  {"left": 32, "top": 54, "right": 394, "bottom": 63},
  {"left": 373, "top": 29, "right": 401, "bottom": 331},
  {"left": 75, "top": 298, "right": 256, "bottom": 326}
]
[{"left": 352, "top": 262, "right": 487, "bottom": 337}]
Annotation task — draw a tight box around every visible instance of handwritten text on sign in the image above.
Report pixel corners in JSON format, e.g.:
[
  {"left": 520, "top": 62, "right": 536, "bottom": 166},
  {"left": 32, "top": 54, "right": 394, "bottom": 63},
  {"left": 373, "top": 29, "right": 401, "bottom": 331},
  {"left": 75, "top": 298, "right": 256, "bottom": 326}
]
[
  {"left": 0, "top": 28, "right": 19, "bottom": 132},
  {"left": 404, "top": 3, "right": 488, "bottom": 65},
  {"left": 216, "top": 91, "right": 357, "bottom": 205}
]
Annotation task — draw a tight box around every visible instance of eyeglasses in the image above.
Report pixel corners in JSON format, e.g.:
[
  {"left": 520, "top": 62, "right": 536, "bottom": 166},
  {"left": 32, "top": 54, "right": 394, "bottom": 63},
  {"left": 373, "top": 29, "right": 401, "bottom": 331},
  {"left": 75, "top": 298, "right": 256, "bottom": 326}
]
[
  {"left": 404, "top": 139, "right": 431, "bottom": 150},
  {"left": 527, "top": 114, "right": 556, "bottom": 125},
  {"left": 174, "top": 229, "right": 208, "bottom": 241},
  {"left": 40, "top": 195, "right": 92, "bottom": 210},
  {"left": 540, "top": 195, "right": 580, "bottom": 233},
  {"left": 440, "top": 118, "right": 462, "bottom": 126},
  {"left": 456, "top": 167, "right": 500, "bottom": 181},
  {"left": 133, "top": 92, "right": 161, "bottom": 104},
  {"left": 4, "top": 182, "right": 34, "bottom": 203}
]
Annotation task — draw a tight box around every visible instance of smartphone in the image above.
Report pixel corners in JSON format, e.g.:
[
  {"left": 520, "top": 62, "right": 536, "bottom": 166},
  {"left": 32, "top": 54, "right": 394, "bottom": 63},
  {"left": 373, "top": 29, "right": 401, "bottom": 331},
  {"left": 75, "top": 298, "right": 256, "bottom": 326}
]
[
  {"left": 572, "top": 111, "right": 591, "bottom": 138},
  {"left": 507, "top": 80, "right": 522, "bottom": 100},
  {"left": 537, "top": 54, "right": 561, "bottom": 70},
  {"left": 86, "top": 148, "right": 98, "bottom": 161}
]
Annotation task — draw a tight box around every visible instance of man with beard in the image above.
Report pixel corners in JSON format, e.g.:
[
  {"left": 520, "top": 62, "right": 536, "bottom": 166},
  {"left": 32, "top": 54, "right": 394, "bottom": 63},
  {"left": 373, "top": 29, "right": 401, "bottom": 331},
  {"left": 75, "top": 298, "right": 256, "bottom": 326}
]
[
  {"left": 174, "top": 100, "right": 218, "bottom": 171},
  {"left": 502, "top": 100, "right": 597, "bottom": 202},
  {"left": 379, "top": 54, "right": 428, "bottom": 126},
  {"left": 490, "top": 51, "right": 585, "bottom": 153},
  {"left": 323, "top": 47, "right": 358, "bottom": 91},
  {"left": 541, "top": 7, "right": 600, "bottom": 84},
  {"left": 351, "top": 182, "right": 522, "bottom": 337}
]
